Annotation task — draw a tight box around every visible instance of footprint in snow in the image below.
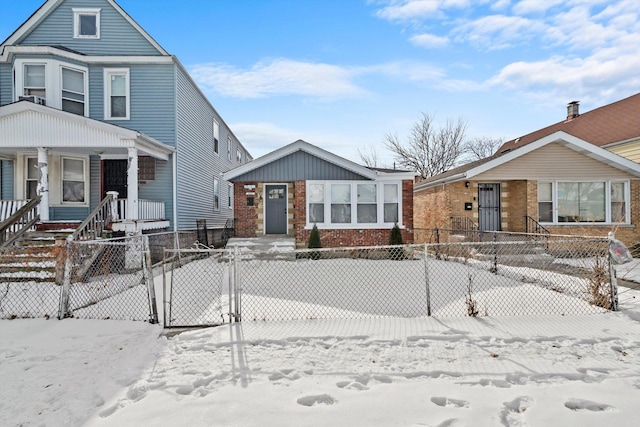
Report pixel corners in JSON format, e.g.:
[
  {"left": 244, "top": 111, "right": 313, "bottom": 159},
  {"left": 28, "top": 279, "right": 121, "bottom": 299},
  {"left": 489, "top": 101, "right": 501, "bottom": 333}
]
[
  {"left": 501, "top": 396, "right": 534, "bottom": 427},
  {"left": 297, "top": 394, "right": 337, "bottom": 407},
  {"left": 480, "top": 378, "right": 511, "bottom": 388},
  {"left": 336, "top": 380, "right": 368, "bottom": 391},
  {"left": 435, "top": 419, "right": 465, "bottom": 427},
  {"left": 431, "top": 397, "right": 470, "bottom": 408},
  {"left": 564, "top": 399, "right": 616, "bottom": 412}
]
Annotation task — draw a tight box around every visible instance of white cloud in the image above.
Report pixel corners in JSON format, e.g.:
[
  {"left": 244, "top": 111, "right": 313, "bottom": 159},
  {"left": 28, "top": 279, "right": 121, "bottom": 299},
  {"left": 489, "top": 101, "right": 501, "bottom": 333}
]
[
  {"left": 366, "top": 61, "right": 445, "bottom": 81},
  {"left": 410, "top": 33, "right": 450, "bottom": 48},
  {"left": 454, "top": 14, "right": 546, "bottom": 50},
  {"left": 189, "top": 59, "right": 367, "bottom": 100},
  {"left": 512, "top": 0, "right": 565, "bottom": 15},
  {"left": 375, "top": 0, "right": 469, "bottom": 21}
]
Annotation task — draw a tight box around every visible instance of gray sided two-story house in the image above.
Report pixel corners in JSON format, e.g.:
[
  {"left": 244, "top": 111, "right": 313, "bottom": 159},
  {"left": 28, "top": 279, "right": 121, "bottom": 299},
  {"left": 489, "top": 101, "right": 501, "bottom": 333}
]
[{"left": 0, "top": 0, "right": 251, "bottom": 237}]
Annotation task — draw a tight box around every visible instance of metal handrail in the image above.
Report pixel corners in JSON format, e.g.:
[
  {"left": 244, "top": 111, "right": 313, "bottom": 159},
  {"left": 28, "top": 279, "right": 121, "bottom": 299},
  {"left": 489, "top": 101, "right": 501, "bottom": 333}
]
[
  {"left": 0, "top": 196, "right": 41, "bottom": 250},
  {"left": 525, "top": 215, "right": 550, "bottom": 237},
  {"left": 450, "top": 216, "right": 478, "bottom": 232}
]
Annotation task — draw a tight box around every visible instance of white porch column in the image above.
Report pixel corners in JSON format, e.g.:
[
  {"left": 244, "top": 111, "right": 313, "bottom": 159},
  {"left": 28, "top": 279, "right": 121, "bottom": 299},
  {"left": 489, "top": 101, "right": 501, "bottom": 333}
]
[
  {"left": 127, "top": 147, "right": 139, "bottom": 220},
  {"left": 36, "top": 147, "right": 49, "bottom": 221}
]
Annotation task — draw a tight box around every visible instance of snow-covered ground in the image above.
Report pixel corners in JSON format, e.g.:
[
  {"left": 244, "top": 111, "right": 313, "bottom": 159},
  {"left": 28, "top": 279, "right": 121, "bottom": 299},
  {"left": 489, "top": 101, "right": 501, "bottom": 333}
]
[{"left": 1, "top": 262, "right": 640, "bottom": 426}]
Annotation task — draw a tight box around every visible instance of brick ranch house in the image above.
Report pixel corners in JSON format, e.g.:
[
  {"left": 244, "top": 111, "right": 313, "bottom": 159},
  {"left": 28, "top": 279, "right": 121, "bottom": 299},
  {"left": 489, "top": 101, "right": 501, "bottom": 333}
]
[
  {"left": 223, "top": 140, "right": 416, "bottom": 248},
  {"left": 414, "top": 94, "right": 640, "bottom": 246}
]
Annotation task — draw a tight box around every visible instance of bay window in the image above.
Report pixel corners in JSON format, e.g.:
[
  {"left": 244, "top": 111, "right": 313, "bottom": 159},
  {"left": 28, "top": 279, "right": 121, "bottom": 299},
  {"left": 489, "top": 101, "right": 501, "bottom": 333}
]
[
  {"left": 307, "top": 181, "right": 402, "bottom": 228},
  {"left": 61, "top": 67, "right": 86, "bottom": 115},
  {"left": 24, "top": 64, "right": 46, "bottom": 99},
  {"left": 538, "top": 181, "right": 628, "bottom": 224}
]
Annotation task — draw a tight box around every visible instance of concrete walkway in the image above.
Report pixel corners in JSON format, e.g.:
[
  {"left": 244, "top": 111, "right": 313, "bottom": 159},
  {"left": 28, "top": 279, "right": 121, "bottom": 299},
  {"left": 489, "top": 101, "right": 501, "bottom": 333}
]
[{"left": 225, "top": 235, "right": 296, "bottom": 260}]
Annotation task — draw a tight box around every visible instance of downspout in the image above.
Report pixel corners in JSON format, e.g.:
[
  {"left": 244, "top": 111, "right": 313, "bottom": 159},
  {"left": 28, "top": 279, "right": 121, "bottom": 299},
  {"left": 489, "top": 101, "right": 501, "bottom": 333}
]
[{"left": 172, "top": 152, "right": 177, "bottom": 232}]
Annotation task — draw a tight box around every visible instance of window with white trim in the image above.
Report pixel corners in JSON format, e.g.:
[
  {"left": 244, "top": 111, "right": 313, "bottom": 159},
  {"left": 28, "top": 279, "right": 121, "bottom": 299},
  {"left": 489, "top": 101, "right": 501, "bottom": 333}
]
[
  {"left": 62, "top": 158, "right": 86, "bottom": 203},
  {"left": 73, "top": 8, "right": 100, "bottom": 39},
  {"left": 213, "top": 177, "right": 220, "bottom": 211},
  {"left": 538, "top": 180, "right": 629, "bottom": 224},
  {"left": 228, "top": 183, "right": 233, "bottom": 209},
  {"left": 213, "top": 119, "right": 220, "bottom": 154},
  {"left": 227, "top": 136, "right": 232, "bottom": 161},
  {"left": 23, "top": 64, "right": 46, "bottom": 99},
  {"left": 61, "top": 67, "right": 86, "bottom": 115},
  {"left": 236, "top": 148, "right": 242, "bottom": 163},
  {"left": 307, "top": 181, "right": 402, "bottom": 228},
  {"left": 104, "top": 69, "right": 129, "bottom": 120},
  {"left": 26, "top": 157, "right": 38, "bottom": 200}
]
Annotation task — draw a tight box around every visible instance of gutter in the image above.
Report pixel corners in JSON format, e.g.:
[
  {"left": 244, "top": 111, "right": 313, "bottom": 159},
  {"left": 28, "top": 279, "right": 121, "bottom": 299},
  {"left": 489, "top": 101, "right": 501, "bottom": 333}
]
[{"left": 414, "top": 172, "right": 467, "bottom": 192}]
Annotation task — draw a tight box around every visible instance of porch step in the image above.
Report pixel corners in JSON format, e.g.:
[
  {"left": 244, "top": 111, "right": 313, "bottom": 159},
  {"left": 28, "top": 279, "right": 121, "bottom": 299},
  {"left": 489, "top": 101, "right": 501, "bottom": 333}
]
[{"left": 0, "top": 245, "right": 59, "bottom": 284}]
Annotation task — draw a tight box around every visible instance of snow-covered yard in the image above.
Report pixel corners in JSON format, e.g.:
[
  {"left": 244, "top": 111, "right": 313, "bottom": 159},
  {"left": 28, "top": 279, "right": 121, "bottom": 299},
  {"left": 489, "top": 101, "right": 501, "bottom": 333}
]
[{"left": 1, "top": 257, "right": 640, "bottom": 426}]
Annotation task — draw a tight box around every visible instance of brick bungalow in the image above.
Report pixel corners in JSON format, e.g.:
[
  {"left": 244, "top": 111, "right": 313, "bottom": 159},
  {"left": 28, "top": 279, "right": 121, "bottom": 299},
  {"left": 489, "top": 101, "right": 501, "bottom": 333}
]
[
  {"left": 414, "top": 94, "right": 640, "bottom": 246},
  {"left": 223, "top": 140, "right": 416, "bottom": 248}
]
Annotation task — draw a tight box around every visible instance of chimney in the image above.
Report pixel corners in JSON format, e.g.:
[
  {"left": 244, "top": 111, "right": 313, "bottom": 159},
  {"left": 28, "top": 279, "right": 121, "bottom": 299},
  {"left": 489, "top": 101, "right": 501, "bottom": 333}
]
[{"left": 566, "top": 101, "right": 580, "bottom": 121}]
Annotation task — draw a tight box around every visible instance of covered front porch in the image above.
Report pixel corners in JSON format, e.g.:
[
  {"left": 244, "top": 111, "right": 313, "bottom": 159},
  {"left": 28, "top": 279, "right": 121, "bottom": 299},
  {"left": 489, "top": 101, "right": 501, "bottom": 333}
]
[{"left": 0, "top": 101, "right": 174, "bottom": 233}]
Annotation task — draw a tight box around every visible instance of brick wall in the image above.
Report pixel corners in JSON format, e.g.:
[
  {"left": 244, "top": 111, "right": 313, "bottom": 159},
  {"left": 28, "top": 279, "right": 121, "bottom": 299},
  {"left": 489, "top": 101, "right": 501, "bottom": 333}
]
[{"left": 233, "top": 182, "right": 258, "bottom": 237}]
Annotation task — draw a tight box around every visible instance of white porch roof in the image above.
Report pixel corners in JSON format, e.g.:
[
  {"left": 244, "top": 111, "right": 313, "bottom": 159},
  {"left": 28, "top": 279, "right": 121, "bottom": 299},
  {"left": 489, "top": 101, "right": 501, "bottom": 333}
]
[{"left": 0, "top": 101, "right": 174, "bottom": 160}]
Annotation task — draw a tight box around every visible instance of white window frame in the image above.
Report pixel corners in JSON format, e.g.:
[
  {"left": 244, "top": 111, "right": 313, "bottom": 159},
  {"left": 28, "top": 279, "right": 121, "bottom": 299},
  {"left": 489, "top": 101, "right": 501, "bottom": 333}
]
[
  {"left": 227, "top": 136, "right": 232, "bottom": 161},
  {"left": 306, "top": 180, "right": 403, "bottom": 229},
  {"left": 60, "top": 65, "right": 87, "bottom": 116},
  {"left": 61, "top": 156, "right": 88, "bottom": 205},
  {"left": 213, "top": 119, "right": 220, "bottom": 155},
  {"left": 213, "top": 177, "right": 220, "bottom": 211},
  {"left": 25, "top": 156, "right": 39, "bottom": 200},
  {"left": 236, "top": 148, "right": 242, "bottom": 163},
  {"left": 14, "top": 59, "right": 89, "bottom": 116},
  {"left": 228, "top": 183, "right": 234, "bottom": 209},
  {"left": 104, "top": 68, "right": 130, "bottom": 120},
  {"left": 538, "top": 180, "right": 630, "bottom": 225},
  {"left": 73, "top": 8, "right": 101, "bottom": 39}
]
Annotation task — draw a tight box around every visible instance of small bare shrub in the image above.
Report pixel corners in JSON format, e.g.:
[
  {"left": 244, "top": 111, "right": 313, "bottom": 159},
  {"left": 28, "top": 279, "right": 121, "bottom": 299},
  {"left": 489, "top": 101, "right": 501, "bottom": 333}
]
[
  {"left": 588, "top": 257, "right": 612, "bottom": 310},
  {"left": 466, "top": 273, "right": 480, "bottom": 317}
]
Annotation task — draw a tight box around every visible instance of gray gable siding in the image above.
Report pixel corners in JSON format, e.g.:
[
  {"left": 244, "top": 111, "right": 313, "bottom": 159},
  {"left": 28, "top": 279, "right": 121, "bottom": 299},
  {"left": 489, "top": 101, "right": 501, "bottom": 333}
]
[
  {"left": 89, "top": 63, "right": 176, "bottom": 145},
  {"left": 0, "top": 63, "right": 12, "bottom": 106},
  {"left": 50, "top": 206, "right": 89, "bottom": 221},
  {"left": 175, "top": 67, "right": 241, "bottom": 230},
  {"left": 1, "top": 160, "right": 14, "bottom": 199},
  {"left": 232, "top": 151, "right": 370, "bottom": 182},
  {"left": 19, "top": 0, "right": 163, "bottom": 56}
]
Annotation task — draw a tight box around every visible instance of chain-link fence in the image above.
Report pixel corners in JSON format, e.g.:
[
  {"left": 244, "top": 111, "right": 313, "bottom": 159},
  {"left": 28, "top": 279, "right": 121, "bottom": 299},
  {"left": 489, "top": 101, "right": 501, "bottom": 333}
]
[
  {"left": 162, "top": 248, "right": 229, "bottom": 328},
  {"left": 0, "top": 244, "right": 64, "bottom": 319},
  {"left": 162, "top": 234, "right": 618, "bottom": 325},
  {"left": 59, "top": 235, "right": 157, "bottom": 322}
]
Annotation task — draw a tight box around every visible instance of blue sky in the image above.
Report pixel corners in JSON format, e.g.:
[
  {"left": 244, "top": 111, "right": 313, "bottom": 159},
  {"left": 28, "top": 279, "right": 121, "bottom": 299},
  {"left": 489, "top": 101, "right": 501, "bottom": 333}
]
[{"left": 2, "top": 0, "right": 639, "bottom": 165}]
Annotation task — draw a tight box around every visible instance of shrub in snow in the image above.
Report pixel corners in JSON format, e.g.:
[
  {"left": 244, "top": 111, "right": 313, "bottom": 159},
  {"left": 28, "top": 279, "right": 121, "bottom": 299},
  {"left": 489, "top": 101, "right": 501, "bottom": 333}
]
[
  {"left": 388, "top": 223, "right": 405, "bottom": 260},
  {"left": 308, "top": 224, "right": 321, "bottom": 260}
]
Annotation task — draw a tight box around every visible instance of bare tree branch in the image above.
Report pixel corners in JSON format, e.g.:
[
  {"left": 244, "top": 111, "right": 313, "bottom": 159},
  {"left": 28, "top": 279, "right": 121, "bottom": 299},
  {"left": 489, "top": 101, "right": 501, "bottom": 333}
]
[
  {"left": 463, "top": 136, "right": 504, "bottom": 161},
  {"left": 383, "top": 113, "right": 468, "bottom": 179},
  {"left": 358, "top": 145, "right": 380, "bottom": 168}
]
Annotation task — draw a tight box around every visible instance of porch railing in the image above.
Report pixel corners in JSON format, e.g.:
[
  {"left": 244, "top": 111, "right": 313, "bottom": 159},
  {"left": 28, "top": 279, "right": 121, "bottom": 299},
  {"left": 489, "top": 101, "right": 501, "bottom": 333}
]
[
  {"left": 115, "top": 199, "right": 165, "bottom": 221},
  {"left": 0, "top": 199, "right": 29, "bottom": 222},
  {"left": 0, "top": 196, "right": 41, "bottom": 249},
  {"left": 525, "top": 216, "right": 550, "bottom": 240},
  {"left": 68, "top": 193, "right": 115, "bottom": 242}
]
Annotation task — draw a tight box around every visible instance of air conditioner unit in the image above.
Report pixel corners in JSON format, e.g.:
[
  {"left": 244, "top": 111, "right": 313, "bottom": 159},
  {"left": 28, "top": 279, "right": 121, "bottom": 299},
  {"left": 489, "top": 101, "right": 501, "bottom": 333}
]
[{"left": 18, "top": 95, "right": 46, "bottom": 106}]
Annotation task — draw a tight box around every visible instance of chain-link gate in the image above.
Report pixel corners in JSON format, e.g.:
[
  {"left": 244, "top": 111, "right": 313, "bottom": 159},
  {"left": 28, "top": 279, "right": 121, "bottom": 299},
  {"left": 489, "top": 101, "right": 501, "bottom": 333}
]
[
  {"left": 162, "top": 248, "right": 230, "bottom": 327},
  {"left": 59, "top": 235, "right": 158, "bottom": 322},
  {"left": 161, "top": 234, "right": 619, "bottom": 325}
]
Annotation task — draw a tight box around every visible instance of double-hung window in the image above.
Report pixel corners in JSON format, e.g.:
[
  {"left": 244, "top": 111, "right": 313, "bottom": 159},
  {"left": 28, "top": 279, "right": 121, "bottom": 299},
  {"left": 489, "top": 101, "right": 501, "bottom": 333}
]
[
  {"left": 213, "top": 119, "right": 220, "bottom": 154},
  {"left": 357, "top": 184, "right": 377, "bottom": 223},
  {"left": 26, "top": 157, "right": 38, "bottom": 200},
  {"left": 61, "top": 67, "right": 86, "bottom": 115},
  {"left": 213, "top": 177, "right": 220, "bottom": 211},
  {"left": 308, "top": 183, "right": 325, "bottom": 224},
  {"left": 228, "top": 183, "right": 234, "bottom": 209},
  {"left": 73, "top": 8, "right": 100, "bottom": 39},
  {"left": 227, "top": 136, "right": 232, "bottom": 161},
  {"left": 538, "top": 181, "right": 628, "bottom": 224},
  {"left": 62, "top": 158, "right": 86, "bottom": 203},
  {"left": 384, "top": 184, "right": 399, "bottom": 223},
  {"left": 104, "top": 69, "right": 129, "bottom": 120},
  {"left": 236, "top": 148, "right": 242, "bottom": 163},
  {"left": 331, "top": 184, "right": 351, "bottom": 223},
  {"left": 23, "top": 64, "right": 46, "bottom": 99}
]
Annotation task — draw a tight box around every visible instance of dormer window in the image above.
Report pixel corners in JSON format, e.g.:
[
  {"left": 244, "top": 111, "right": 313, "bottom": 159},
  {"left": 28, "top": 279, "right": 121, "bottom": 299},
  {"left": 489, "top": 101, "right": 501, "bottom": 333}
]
[{"left": 73, "top": 8, "right": 100, "bottom": 39}]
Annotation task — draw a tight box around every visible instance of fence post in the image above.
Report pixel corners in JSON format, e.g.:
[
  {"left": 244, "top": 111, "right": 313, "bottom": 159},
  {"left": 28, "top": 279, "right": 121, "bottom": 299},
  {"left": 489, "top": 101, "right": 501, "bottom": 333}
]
[
  {"left": 163, "top": 249, "right": 168, "bottom": 327},
  {"left": 492, "top": 232, "right": 498, "bottom": 274},
  {"left": 142, "top": 235, "right": 158, "bottom": 324},
  {"left": 607, "top": 236, "right": 620, "bottom": 312},
  {"left": 58, "top": 237, "right": 73, "bottom": 319},
  {"left": 234, "top": 245, "right": 241, "bottom": 322},
  {"left": 423, "top": 243, "right": 431, "bottom": 316}
]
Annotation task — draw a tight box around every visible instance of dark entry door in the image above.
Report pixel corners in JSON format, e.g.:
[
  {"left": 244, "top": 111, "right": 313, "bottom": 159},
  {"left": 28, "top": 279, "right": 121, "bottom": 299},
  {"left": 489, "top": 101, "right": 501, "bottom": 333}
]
[
  {"left": 265, "top": 184, "right": 287, "bottom": 234},
  {"left": 478, "top": 183, "right": 500, "bottom": 231},
  {"left": 103, "top": 159, "right": 128, "bottom": 199}
]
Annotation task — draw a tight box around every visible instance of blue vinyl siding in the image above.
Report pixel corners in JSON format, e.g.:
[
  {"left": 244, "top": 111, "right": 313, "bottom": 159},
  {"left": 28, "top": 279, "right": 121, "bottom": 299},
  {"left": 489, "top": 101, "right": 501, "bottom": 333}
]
[
  {"left": 19, "top": 0, "right": 163, "bottom": 56},
  {"left": 1, "top": 160, "right": 14, "bottom": 199},
  {"left": 89, "top": 155, "right": 101, "bottom": 211},
  {"left": 50, "top": 207, "right": 90, "bottom": 221},
  {"left": 232, "top": 151, "right": 370, "bottom": 182},
  {"left": 89, "top": 64, "right": 176, "bottom": 145},
  {"left": 138, "top": 158, "right": 174, "bottom": 227},
  {"left": 175, "top": 68, "right": 244, "bottom": 230},
  {"left": 0, "top": 63, "right": 12, "bottom": 106}
]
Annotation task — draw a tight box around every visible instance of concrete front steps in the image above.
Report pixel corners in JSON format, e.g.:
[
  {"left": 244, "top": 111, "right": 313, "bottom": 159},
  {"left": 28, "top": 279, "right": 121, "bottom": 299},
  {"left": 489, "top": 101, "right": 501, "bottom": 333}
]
[{"left": 0, "top": 222, "right": 79, "bottom": 285}]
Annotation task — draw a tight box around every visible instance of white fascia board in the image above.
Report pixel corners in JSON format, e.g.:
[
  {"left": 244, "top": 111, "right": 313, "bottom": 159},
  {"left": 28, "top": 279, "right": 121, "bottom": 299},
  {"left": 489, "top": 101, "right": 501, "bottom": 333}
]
[
  {"left": 0, "top": 46, "right": 174, "bottom": 64},
  {"left": 135, "top": 134, "right": 174, "bottom": 161},
  {"left": 414, "top": 172, "right": 467, "bottom": 192},
  {"left": 373, "top": 170, "right": 418, "bottom": 181},
  {"left": 0, "top": 0, "right": 62, "bottom": 49},
  {"left": 223, "top": 140, "right": 377, "bottom": 181}
]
